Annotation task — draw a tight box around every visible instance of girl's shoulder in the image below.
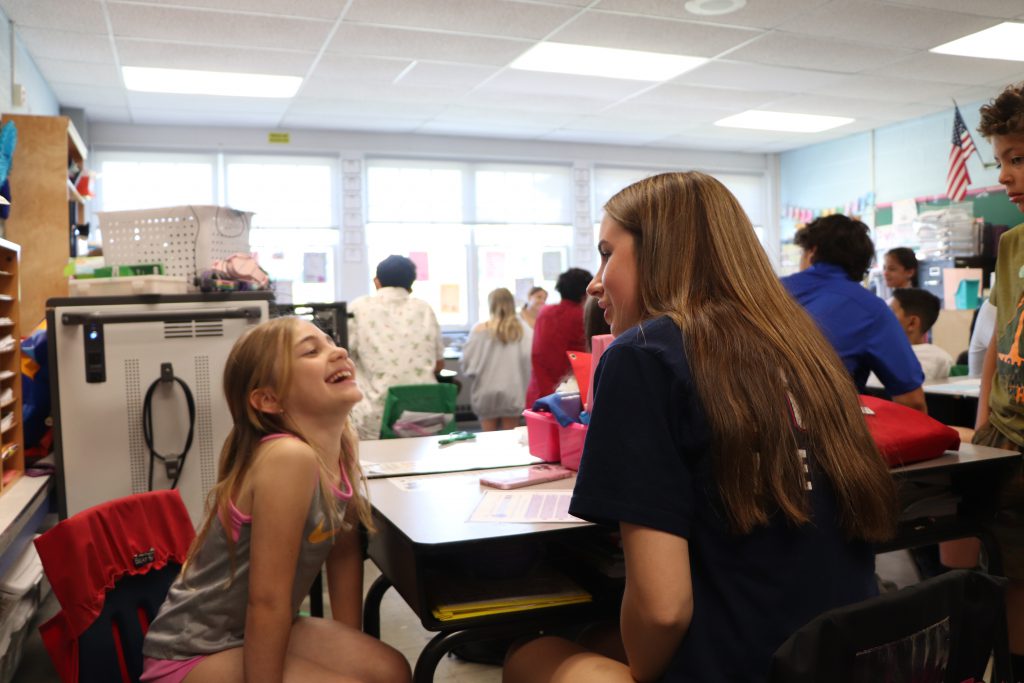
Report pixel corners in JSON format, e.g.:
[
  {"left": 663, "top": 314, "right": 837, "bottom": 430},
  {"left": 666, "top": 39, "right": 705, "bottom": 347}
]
[
  {"left": 471, "top": 322, "right": 488, "bottom": 334},
  {"left": 252, "top": 435, "right": 319, "bottom": 475}
]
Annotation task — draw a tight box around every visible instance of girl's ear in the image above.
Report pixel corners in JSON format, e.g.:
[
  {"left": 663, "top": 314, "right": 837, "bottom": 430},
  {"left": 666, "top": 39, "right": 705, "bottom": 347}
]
[{"left": 249, "top": 387, "right": 282, "bottom": 414}]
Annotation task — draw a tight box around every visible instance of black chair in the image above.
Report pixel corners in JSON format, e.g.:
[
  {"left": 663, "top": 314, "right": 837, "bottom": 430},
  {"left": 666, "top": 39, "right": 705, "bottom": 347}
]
[{"left": 770, "top": 570, "right": 1011, "bottom": 683}]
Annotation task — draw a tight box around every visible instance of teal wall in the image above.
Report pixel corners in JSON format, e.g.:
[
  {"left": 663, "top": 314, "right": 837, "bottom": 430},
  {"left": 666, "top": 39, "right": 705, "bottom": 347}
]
[{"left": 779, "top": 98, "right": 1014, "bottom": 236}]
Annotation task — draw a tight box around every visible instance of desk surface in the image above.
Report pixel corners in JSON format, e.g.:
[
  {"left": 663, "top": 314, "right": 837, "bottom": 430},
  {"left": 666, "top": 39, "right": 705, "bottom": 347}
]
[
  {"left": 922, "top": 376, "right": 981, "bottom": 398},
  {"left": 890, "top": 442, "right": 1019, "bottom": 475},
  {"left": 360, "top": 429, "right": 542, "bottom": 477}
]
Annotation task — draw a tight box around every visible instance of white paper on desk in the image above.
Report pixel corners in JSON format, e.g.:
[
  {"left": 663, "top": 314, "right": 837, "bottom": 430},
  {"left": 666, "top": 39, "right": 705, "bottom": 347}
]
[
  {"left": 362, "top": 450, "right": 540, "bottom": 478},
  {"left": 469, "top": 490, "right": 585, "bottom": 524},
  {"left": 387, "top": 472, "right": 482, "bottom": 492}
]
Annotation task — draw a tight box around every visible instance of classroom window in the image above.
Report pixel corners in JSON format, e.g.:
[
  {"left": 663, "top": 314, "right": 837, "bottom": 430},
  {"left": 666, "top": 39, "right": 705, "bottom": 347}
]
[
  {"left": 365, "top": 159, "right": 573, "bottom": 328},
  {"left": 93, "top": 151, "right": 341, "bottom": 304}
]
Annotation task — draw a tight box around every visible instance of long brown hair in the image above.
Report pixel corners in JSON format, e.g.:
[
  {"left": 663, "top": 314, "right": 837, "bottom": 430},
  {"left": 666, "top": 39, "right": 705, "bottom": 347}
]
[
  {"left": 603, "top": 172, "right": 896, "bottom": 542},
  {"left": 185, "top": 317, "right": 374, "bottom": 575},
  {"left": 486, "top": 288, "right": 524, "bottom": 344}
]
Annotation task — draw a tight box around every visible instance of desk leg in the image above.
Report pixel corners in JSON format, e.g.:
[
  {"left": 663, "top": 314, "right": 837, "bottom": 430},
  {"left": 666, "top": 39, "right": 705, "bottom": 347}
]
[{"left": 363, "top": 574, "right": 392, "bottom": 639}]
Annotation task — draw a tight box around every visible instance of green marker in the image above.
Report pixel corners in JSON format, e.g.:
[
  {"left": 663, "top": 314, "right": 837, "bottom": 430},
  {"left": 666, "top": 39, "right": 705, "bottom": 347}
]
[{"left": 438, "top": 431, "right": 476, "bottom": 446}]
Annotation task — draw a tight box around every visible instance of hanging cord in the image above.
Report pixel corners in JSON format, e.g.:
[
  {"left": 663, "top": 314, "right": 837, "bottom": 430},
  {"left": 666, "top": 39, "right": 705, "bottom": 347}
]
[{"left": 143, "top": 362, "right": 196, "bottom": 491}]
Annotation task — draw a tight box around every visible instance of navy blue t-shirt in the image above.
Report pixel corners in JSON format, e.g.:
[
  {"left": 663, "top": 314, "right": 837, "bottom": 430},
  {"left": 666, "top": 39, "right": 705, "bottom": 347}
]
[{"left": 569, "top": 316, "right": 877, "bottom": 683}]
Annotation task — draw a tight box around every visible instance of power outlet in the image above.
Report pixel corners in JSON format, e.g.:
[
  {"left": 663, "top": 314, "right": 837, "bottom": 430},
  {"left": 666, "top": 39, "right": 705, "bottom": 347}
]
[{"left": 11, "top": 83, "right": 26, "bottom": 107}]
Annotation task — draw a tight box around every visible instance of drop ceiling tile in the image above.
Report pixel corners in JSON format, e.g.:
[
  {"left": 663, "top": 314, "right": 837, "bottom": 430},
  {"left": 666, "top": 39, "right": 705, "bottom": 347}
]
[
  {"left": 866, "top": 52, "right": 1024, "bottom": 86},
  {"left": 884, "top": 0, "right": 1024, "bottom": 19},
  {"left": 726, "top": 31, "right": 914, "bottom": 73},
  {"left": 811, "top": 75, "right": 973, "bottom": 104},
  {"left": 601, "top": 100, "right": 743, "bottom": 124},
  {"left": 282, "top": 113, "right": 424, "bottom": 133},
  {"left": 1, "top": 0, "right": 108, "bottom": 33},
  {"left": 300, "top": 80, "right": 473, "bottom": 104},
  {"left": 397, "top": 62, "right": 497, "bottom": 89},
  {"left": 82, "top": 105, "right": 133, "bottom": 124},
  {"left": 628, "top": 83, "right": 790, "bottom": 111},
  {"left": 107, "top": 3, "right": 333, "bottom": 50},
  {"left": 459, "top": 88, "right": 619, "bottom": 114},
  {"left": 286, "top": 96, "right": 447, "bottom": 119},
  {"left": 429, "top": 105, "right": 578, "bottom": 127},
  {"left": 129, "top": 107, "right": 284, "bottom": 126},
  {"left": 777, "top": 0, "right": 998, "bottom": 50},
  {"left": 549, "top": 10, "right": 759, "bottom": 56},
  {"left": 477, "top": 70, "right": 650, "bottom": 100},
  {"left": 674, "top": 60, "right": 844, "bottom": 93},
  {"left": 326, "top": 24, "right": 530, "bottom": 65},
  {"left": 16, "top": 27, "right": 115, "bottom": 63},
  {"left": 594, "top": 0, "right": 831, "bottom": 29},
  {"left": 35, "top": 57, "right": 122, "bottom": 88},
  {"left": 50, "top": 82, "right": 128, "bottom": 108},
  {"left": 416, "top": 119, "right": 554, "bottom": 139},
  {"left": 304, "top": 54, "right": 414, "bottom": 86},
  {"left": 766, "top": 93, "right": 946, "bottom": 120},
  {"left": 126, "top": 91, "right": 293, "bottom": 114},
  {"left": 542, "top": 127, "right": 673, "bottom": 146},
  {"left": 108, "top": 0, "right": 349, "bottom": 21},
  {"left": 549, "top": 114, "right": 687, "bottom": 137},
  {"left": 345, "top": 0, "right": 578, "bottom": 39},
  {"left": 116, "top": 39, "right": 316, "bottom": 76}
]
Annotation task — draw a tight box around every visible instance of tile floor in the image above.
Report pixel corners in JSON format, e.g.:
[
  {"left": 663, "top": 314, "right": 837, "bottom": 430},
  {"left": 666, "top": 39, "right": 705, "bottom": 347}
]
[{"left": 11, "top": 551, "right": 921, "bottom": 683}]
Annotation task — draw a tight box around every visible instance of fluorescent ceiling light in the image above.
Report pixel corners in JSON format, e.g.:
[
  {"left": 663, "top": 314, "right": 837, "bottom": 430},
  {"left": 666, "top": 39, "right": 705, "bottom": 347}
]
[
  {"left": 930, "top": 22, "right": 1024, "bottom": 61},
  {"left": 122, "top": 66, "right": 302, "bottom": 98},
  {"left": 510, "top": 42, "right": 707, "bottom": 81},
  {"left": 714, "top": 110, "right": 854, "bottom": 133}
]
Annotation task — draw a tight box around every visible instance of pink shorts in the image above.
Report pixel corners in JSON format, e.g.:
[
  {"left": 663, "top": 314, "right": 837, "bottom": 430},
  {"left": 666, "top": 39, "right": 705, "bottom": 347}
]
[{"left": 139, "top": 655, "right": 206, "bottom": 683}]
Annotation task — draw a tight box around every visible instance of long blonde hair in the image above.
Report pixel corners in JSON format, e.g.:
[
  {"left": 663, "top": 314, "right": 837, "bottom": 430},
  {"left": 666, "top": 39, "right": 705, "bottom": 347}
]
[
  {"left": 604, "top": 172, "right": 896, "bottom": 542},
  {"left": 486, "top": 288, "right": 524, "bottom": 344},
  {"left": 185, "top": 317, "right": 373, "bottom": 574}
]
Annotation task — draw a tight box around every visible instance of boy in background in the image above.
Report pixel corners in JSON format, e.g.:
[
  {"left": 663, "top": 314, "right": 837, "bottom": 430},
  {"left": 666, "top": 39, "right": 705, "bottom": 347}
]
[
  {"left": 890, "top": 288, "right": 953, "bottom": 382},
  {"left": 976, "top": 81, "right": 1024, "bottom": 677}
]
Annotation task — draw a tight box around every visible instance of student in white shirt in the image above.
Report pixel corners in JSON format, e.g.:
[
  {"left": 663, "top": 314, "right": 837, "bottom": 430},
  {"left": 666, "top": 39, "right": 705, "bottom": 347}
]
[
  {"left": 890, "top": 288, "right": 953, "bottom": 382},
  {"left": 348, "top": 255, "right": 444, "bottom": 440}
]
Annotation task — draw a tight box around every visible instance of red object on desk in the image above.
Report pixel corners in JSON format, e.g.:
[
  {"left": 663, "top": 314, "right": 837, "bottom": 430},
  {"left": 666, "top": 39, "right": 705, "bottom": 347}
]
[{"left": 859, "top": 395, "right": 961, "bottom": 467}]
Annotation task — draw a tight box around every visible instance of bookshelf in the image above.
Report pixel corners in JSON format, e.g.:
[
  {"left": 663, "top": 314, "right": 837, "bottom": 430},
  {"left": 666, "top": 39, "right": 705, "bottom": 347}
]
[
  {"left": 0, "top": 239, "right": 22, "bottom": 494},
  {"left": 0, "top": 114, "right": 87, "bottom": 327}
]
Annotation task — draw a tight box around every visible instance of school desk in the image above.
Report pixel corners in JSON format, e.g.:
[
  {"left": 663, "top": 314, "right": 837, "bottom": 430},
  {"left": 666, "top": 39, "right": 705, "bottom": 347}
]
[
  {"left": 863, "top": 376, "right": 980, "bottom": 427},
  {"left": 360, "top": 430, "right": 615, "bottom": 683},
  {"left": 883, "top": 442, "right": 1021, "bottom": 575},
  {"left": 360, "top": 432, "right": 1019, "bottom": 682}
]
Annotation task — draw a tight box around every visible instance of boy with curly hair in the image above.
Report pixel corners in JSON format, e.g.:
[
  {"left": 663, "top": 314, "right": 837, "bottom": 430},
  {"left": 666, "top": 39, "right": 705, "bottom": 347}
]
[{"left": 976, "top": 81, "right": 1024, "bottom": 677}]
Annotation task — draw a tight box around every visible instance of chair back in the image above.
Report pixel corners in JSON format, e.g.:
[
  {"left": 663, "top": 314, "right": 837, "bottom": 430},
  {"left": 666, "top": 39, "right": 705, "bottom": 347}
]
[
  {"left": 380, "top": 383, "right": 458, "bottom": 439},
  {"left": 769, "top": 570, "right": 1011, "bottom": 683},
  {"left": 34, "top": 490, "right": 195, "bottom": 683}
]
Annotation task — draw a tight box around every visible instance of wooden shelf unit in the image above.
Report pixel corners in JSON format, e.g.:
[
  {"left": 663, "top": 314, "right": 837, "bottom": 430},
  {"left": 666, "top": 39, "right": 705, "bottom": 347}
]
[
  {"left": 0, "top": 114, "right": 87, "bottom": 328},
  {"left": 0, "top": 240, "right": 22, "bottom": 494}
]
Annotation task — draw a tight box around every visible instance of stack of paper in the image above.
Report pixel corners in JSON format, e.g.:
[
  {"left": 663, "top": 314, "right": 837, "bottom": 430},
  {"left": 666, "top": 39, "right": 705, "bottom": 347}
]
[{"left": 430, "top": 568, "right": 592, "bottom": 622}]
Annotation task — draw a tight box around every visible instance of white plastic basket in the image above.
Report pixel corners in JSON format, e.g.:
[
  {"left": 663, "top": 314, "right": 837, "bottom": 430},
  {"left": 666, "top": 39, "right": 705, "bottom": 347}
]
[{"left": 99, "top": 205, "right": 253, "bottom": 289}]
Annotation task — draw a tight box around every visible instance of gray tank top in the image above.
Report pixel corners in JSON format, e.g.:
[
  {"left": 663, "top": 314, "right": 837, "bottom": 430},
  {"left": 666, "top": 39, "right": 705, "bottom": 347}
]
[{"left": 143, "top": 455, "right": 350, "bottom": 659}]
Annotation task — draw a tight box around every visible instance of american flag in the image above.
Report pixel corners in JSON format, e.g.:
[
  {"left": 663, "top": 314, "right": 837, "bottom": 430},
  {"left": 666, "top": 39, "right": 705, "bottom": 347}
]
[{"left": 946, "top": 106, "right": 977, "bottom": 202}]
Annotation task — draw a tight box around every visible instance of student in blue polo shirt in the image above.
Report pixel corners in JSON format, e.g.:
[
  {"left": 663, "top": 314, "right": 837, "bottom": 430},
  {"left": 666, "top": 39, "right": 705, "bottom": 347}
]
[
  {"left": 503, "top": 172, "right": 898, "bottom": 683},
  {"left": 782, "top": 215, "right": 927, "bottom": 413}
]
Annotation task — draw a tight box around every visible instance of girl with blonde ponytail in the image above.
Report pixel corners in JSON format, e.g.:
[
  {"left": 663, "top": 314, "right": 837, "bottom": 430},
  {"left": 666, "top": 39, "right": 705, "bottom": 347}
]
[{"left": 462, "top": 288, "right": 532, "bottom": 431}]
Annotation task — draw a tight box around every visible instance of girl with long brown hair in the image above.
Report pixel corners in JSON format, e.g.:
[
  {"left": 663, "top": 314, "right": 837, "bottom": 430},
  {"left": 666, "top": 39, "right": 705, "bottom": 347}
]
[
  {"left": 140, "top": 317, "right": 410, "bottom": 683},
  {"left": 504, "top": 172, "right": 897, "bottom": 682},
  {"left": 462, "top": 287, "right": 532, "bottom": 431}
]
